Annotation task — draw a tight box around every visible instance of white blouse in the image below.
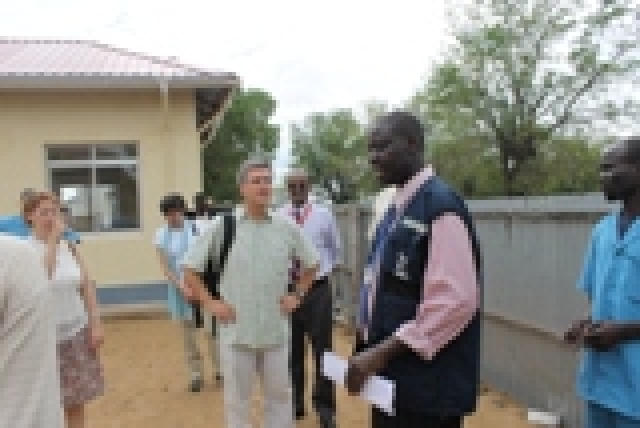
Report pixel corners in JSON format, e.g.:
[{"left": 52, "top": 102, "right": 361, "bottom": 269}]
[{"left": 31, "top": 239, "right": 88, "bottom": 343}]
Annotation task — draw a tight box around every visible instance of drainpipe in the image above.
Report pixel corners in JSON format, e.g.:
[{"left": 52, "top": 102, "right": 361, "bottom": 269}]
[
  {"left": 159, "top": 78, "right": 176, "bottom": 190},
  {"left": 159, "top": 78, "right": 170, "bottom": 130}
]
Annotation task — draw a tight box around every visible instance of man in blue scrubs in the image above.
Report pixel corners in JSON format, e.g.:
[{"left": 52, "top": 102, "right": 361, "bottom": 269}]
[
  {"left": 566, "top": 137, "right": 640, "bottom": 428},
  {"left": 0, "top": 188, "right": 81, "bottom": 244}
]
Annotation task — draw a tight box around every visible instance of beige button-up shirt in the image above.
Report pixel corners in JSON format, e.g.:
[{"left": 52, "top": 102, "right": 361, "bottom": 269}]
[{"left": 182, "top": 207, "right": 319, "bottom": 349}]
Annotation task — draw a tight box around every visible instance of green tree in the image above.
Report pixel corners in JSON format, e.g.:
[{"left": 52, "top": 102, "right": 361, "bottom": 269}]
[
  {"left": 430, "top": 137, "right": 604, "bottom": 198},
  {"left": 202, "top": 88, "right": 279, "bottom": 202},
  {"left": 411, "top": 0, "right": 638, "bottom": 196},
  {"left": 290, "top": 108, "right": 379, "bottom": 203}
]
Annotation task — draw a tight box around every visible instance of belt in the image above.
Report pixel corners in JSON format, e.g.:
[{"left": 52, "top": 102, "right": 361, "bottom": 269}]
[{"left": 289, "top": 276, "right": 328, "bottom": 293}]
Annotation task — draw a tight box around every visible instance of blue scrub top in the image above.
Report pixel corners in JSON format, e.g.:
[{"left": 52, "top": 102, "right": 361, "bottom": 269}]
[
  {"left": 577, "top": 212, "right": 640, "bottom": 420},
  {"left": 0, "top": 215, "right": 81, "bottom": 244}
]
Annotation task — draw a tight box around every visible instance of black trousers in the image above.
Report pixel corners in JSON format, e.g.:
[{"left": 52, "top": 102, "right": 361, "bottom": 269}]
[
  {"left": 191, "top": 303, "right": 218, "bottom": 340},
  {"left": 192, "top": 302, "right": 205, "bottom": 328},
  {"left": 289, "top": 277, "right": 336, "bottom": 414},
  {"left": 372, "top": 408, "right": 463, "bottom": 428}
]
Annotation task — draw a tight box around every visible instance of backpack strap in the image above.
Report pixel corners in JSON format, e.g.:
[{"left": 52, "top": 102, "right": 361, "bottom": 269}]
[
  {"left": 202, "top": 213, "right": 236, "bottom": 298},
  {"left": 219, "top": 213, "right": 235, "bottom": 269}
]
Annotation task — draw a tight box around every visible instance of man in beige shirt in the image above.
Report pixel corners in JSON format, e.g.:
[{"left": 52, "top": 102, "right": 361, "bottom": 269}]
[
  {"left": 0, "top": 235, "right": 64, "bottom": 428},
  {"left": 183, "top": 157, "right": 319, "bottom": 428}
]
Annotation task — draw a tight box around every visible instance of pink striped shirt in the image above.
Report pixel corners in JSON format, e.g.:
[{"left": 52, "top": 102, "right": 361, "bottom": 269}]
[{"left": 367, "top": 167, "right": 479, "bottom": 360}]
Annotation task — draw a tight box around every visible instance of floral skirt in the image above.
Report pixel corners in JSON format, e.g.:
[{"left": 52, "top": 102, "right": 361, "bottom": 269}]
[{"left": 57, "top": 326, "right": 105, "bottom": 408}]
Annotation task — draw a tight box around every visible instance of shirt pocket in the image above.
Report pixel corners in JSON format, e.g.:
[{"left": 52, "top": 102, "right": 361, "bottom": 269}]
[{"left": 619, "top": 250, "right": 640, "bottom": 318}]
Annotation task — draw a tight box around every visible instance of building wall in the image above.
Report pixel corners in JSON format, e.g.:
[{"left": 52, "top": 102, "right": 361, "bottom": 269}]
[{"left": 0, "top": 89, "right": 203, "bottom": 287}]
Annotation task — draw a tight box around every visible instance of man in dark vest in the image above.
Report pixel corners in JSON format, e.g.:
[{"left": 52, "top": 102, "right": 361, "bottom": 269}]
[{"left": 346, "top": 111, "right": 482, "bottom": 428}]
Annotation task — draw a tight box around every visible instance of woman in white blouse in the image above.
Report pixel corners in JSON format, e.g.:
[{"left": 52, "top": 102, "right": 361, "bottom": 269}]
[{"left": 24, "top": 192, "right": 105, "bottom": 428}]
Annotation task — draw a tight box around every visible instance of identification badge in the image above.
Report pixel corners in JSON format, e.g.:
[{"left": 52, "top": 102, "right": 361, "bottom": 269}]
[
  {"left": 394, "top": 252, "right": 409, "bottom": 280},
  {"left": 364, "top": 266, "right": 374, "bottom": 285}
]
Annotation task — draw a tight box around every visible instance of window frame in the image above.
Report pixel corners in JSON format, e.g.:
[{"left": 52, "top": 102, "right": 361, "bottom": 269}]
[{"left": 45, "top": 142, "right": 143, "bottom": 235}]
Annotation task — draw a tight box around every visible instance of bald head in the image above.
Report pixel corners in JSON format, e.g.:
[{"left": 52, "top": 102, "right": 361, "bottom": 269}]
[
  {"left": 601, "top": 136, "right": 640, "bottom": 202},
  {"left": 370, "top": 111, "right": 427, "bottom": 155},
  {"left": 286, "top": 168, "right": 311, "bottom": 206},
  {"left": 368, "top": 111, "right": 427, "bottom": 186},
  {"left": 286, "top": 168, "right": 309, "bottom": 181}
]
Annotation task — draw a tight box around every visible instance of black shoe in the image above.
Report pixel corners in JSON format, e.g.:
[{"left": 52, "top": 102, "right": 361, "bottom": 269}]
[
  {"left": 189, "top": 377, "right": 203, "bottom": 393},
  {"left": 318, "top": 408, "right": 336, "bottom": 428},
  {"left": 294, "top": 409, "right": 306, "bottom": 421}
]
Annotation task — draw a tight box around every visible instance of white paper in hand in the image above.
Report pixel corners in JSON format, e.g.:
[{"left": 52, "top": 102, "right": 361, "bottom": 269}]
[{"left": 322, "top": 352, "right": 395, "bottom": 415}]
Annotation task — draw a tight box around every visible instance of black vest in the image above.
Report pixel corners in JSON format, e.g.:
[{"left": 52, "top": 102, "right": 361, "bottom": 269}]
[{"left": 367, "top": 176, "right": 483, "bottom": 416}]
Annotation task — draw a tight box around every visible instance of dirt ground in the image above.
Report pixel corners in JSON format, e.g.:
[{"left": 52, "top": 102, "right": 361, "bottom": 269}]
[{"left": 88, "top": 318, "right": 534, "bottom": 428}]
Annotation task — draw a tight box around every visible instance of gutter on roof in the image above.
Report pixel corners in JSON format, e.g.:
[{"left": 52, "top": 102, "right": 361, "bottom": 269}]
[{"left": 0, "top": 74, "right": 240, "bottom": 90}]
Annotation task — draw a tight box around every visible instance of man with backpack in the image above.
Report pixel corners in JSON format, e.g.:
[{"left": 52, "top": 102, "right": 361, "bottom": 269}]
[
  {"left": 182, "top": 157, "right": 319, "bottom": 428},
  {"left": 154, "top": 193, "right": 215, "bottom": 392}
]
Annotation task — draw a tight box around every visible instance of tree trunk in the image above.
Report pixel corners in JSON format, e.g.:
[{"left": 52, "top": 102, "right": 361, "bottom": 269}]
[{"left": 500, "top": 152, "right": 515, "bottom": 197}]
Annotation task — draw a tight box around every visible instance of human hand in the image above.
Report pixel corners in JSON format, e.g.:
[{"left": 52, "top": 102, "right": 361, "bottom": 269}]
[
  {"left": 47, "top": 215, "right": 65, "bottom": 244},
  {"left": 208, "top": 300, "right": 236, "bottom": 324},
  {"left": 345, "top": 347, "right": 387, "bottom": 395},
  {"left": 177, "top": 280, "right": 195, "bottom": 301},
  {"left": 88, "top": 320, "right": 104, "bottom": 352},
  {"left": 280, "top": 293, "right": 302, "bottom": 315},
  {"left": 564, "top": 318, "right": 592, "bottom": 345}
]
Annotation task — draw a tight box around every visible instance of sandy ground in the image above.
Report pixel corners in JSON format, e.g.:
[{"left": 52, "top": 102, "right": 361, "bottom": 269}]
[{"left": 88, "top": 318, "right": 534, "bottom": 428}]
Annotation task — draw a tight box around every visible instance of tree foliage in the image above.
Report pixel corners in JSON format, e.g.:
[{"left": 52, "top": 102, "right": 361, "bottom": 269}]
[
  {"left": 202, "top": 88, "right": 280, "bottom": 202},
  {"left": 290, "top": 105, "right": 383, "bottom": 203},
  {"left": 430, "top": 137, "right": 605, "bottom": 197},
  {"left": 410, "top": 0, "right": 639, "bottom": 196}
]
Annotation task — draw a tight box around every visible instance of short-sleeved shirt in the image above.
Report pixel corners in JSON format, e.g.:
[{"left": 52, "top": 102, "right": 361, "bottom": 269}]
[
  {"left": 154, "top": 220, "right": 204, "bottom": 277},
  {"left": 577, "top": 212, "right": 640, "bottom": 419},
  {"left": 0, "top": 236, "right": 64, "bottom": 428},
  {"left": 0, "top": 215, "right": 81, "bottom": 244},
  {"left": 182, "top": 207, "right": 319, "bottom": 349},
  {"left": 277, "top": 202, "right": 342, "bottom": 280}
]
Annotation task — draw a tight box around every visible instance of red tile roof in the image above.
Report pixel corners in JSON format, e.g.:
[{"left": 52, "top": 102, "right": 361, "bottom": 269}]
[{"left": 0, "top": 39, "right": 239, "bottom": 89}]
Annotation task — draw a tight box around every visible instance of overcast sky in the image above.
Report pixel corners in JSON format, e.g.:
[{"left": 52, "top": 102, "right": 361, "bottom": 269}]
[{"left": 1, "top": 0, "right": 453, "bottom": 176}]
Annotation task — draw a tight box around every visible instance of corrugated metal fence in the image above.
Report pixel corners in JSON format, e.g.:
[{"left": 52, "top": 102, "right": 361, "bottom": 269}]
[{"left": 331, "top": 194, "right": 619, "bottom": 428}]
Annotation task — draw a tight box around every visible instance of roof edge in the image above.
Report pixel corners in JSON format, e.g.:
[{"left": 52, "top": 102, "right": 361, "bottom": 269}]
[
  {"left": 0, "top": 38, "right": 235, "bottom": 78},
  {"left": 0, "top": 74, "right": 241, "bottom": 90}
]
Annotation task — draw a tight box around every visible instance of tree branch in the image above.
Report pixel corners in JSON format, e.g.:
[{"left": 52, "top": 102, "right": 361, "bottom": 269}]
[{"left": 545, "top": 48, "right": 629, "bottom": 139}]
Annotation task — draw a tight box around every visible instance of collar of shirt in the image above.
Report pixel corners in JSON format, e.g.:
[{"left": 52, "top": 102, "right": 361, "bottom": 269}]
[
  {"left": 235, "top": 206, "right": 274, "bottom": 222},
  {"left": 391, "top": 166, "right": 434, "bottom": 212},
  {"left": 285, "top": 202, "right": 313, "bottom": 219},
  {"left": 284, "top": 201, "right": 312, "bottom": 210}
]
